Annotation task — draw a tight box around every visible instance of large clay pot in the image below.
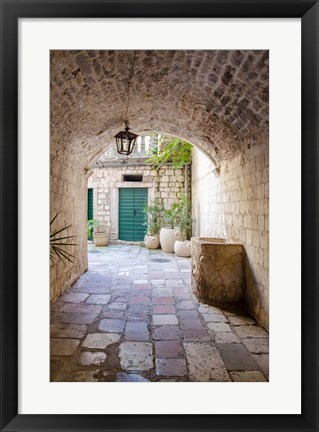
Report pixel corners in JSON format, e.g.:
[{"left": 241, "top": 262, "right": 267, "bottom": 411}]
[
  {"left": 159, "top": 227, "right": 179, "bottom": 253},
  {"left": 144, "top": 234, "right": 160, "bottom": 249},
  {"left": 174, "top": 240, "right": 191, "bottom": 257},
  {"left": 93, "top": 232, "right": 109, "bottom": 247}
]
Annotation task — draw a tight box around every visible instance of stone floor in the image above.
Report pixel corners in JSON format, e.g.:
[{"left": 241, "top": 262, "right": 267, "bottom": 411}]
[{"left": 50, "top": 244, "right": 269, "bottom": 382}]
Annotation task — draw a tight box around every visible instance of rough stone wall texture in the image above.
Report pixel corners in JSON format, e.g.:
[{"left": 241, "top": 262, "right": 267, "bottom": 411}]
[
  {"left": 88, "top": 164, "right": 188, "bottom": 240},
  {"left": 50, "top": 50, "right": 268, "bottom": 166},
  {"left": 191, "top": 143, "right": 269, "bottom": 329},
  {"left": 50, "top": 140, "right": 88, "bottom": 301},
  {"left": 50, "top": 50, "right": 268, "bottom": 305}
]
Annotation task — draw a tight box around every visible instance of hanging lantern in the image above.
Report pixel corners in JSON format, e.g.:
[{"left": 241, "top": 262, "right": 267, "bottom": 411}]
[
  {"left": 114, "top": 51, "right": 139, "bottom": 156},
  {"left": 114, "top": 120, "right": 138, "bottom": 156}
]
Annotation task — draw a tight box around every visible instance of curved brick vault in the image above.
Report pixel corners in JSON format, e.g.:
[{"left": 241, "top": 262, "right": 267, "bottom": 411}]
[
  {"left": 50, "top": 50, "right": 268, "bottom": 168},
  {"left": 50, "top": 50, "right": 269, "bottom": 328}
]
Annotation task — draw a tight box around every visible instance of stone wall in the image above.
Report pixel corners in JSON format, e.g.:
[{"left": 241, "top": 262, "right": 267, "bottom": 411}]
[
  {"left": 191, "top": 142, "right": 269, "bottom": 329},
  {"left": 50, "top": 143, "right": 88, "bottom": 302},
  {"left": 88, "top": 163, "right": 188, "bottom": 240}
]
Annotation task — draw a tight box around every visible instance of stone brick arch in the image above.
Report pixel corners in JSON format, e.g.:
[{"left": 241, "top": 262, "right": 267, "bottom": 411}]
[{"left": 51, "top": 49, "right": 268, "bottom": 170}]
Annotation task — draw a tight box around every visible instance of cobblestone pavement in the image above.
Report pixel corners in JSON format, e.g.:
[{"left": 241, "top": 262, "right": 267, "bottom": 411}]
[{"left": 50, "top": 244, "right": 269, "bottom": 382}]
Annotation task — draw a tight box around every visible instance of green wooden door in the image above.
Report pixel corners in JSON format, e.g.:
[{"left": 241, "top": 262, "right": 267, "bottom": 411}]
[{"left": 119, "top": 188, "right": 148, "bottom": 241}]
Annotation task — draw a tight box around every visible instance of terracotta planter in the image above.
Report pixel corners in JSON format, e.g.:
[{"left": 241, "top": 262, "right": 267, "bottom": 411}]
[
  {"left": 144, "top": 234, "right": 160, "bottom": 249},
  {"left": 93, "top": 232, "right": 109, "bottom": 247},
  {"left": 174, "top": 240, "right": 191, "bottom": 257},
  {"left": 159, "top": 227, "right": 179, "bottom": 253}
]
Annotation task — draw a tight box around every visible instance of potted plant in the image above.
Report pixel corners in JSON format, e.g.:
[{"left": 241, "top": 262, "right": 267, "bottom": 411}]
[
  {"left": 143, "top": 198, "right": 164, "bottom": 249},
  {"left": 159, "top": 202, "right": 180, "bottom": 253},
  {"left": 174, "top": 193, "right": 192, "bottom": 257},
  {"left": 91, "top": 220, "right": 109, "bottom": 247}
]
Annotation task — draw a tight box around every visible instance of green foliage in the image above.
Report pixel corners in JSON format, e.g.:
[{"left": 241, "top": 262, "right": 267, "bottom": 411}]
[
  {"left": 164, "top": 202, "right": 180, "bottom": 229},
  {"left": 177, "top": 193, "right": 192, "bottom": 240},
  {"left": 143, "top": 198, "right": 165, "bottom": 236},
  {"left": 50, "top": 213, "right": 77, "bottom": 264},
  {"left": 146, "top": 137, "right": 192, "bottom": 171},
  {"left": 87, "top": 219, "right": 99, "bottom": 240}
]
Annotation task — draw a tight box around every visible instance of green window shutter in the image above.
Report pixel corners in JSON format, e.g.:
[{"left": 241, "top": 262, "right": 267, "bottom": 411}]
[
  {"left": 88, "top": 188, "right": 93, "bottom": 220},
  {"left": 119, "top": 188, "right": 148, "bottom": 241}
]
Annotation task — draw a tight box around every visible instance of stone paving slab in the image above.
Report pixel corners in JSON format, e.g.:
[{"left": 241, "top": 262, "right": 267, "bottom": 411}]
[
  {"left": 207, "top": 322, "right": 232, "bottom": 332},
  {"left": 86, "top": 294, "right": 112, "bottom": 304},
  {"left": 182, "top": 329, "right": 211, "bottom": 341},
  {"left": 153, "top": 314, "right": 178, "bottom": 326},
  {"left": 81, "top": 333, "right": 121, "bottom": 349},
  {"left": 230, "top": 371, "right": 267, "bottom": 382},
  {"left": 50, "top": 323, "right": 87, "bottom": 339},
  {"left": 153, "top": 325, "right": 182, "bottom": 340},
  {"left": 52, "top": 312, "right": 99, "bottom": 325},
  {"left": 153, "top": 305, "right": 176, "bottom": 314},
  {"left": 228, "top": 315, "right": 256, "bottom": 326},
  {"left": 101, "top": 309, "right": 125, "bottom": 319},
  {"left": 116, "top": 373, "right": 149, "bottom": 382},
  {"left": 108, "top": 302, "right": 127, "bottom": 310},
  {"left": 202, "top": 313, "right": 228, "bottom": 323},
  {"left": 152, "top": 297, "right": 175, "bottom": 304},
  {"left": 156, "top": 359, "right": 188, "bottom": 377},
  {"left": 178, "top": 309, "right": 198, "bottom": 319},
  {"left": 184, "top": 342, "right": 230, "bottom": 381},
  {"left": 61, "top": 292, "right": 89, "bottom": 303},
  {"left": 51, "top": 338, "right": 80, "bottom": 356},
  {"left": 125, "top": 321, "right": 150, "bottom": 341},
  {"left": 98, "top": 319, "right": 126, "bottom": 333},
  {"left": 234, "top": 325, "right": 268, "bottom": 338},
  {"left": 215, "top": 332, "right": 240, "bottom": 344},
  {"left": 79, "top": 351, "right": 107, "bottom": 366},
  {"left": 61, "top": 303, "right": 102, "bottom": 314},
  {"left": 252, "top": 354, "right": 269, "bottom": 374},
  {"left": 180, "top": 318, "right": 204, "bottom": 329},
  {"left": 177, "top": 300, "right": 195, "bottom": 310},
  {"left": 155, "top": 340, "right": 184, "bottom": 358},
  {"left": 217, "top": 343, "right": 259, "bottom": 371},
  {"left": 242, "top": 338, "right": 269, "bottom": 354},
  {"left": 119, "top": 342, "right": 153, "bottom": 370}
]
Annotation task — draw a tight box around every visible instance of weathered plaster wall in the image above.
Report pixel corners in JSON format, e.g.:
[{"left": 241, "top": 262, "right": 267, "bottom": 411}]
[{"left": 192, "top": 143, "right": 269, "bottom": 329}]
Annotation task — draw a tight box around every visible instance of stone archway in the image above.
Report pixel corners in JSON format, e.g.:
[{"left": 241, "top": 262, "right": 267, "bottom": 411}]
[{"left": 50, "top": 50, "right": 268, "bottom": 328}]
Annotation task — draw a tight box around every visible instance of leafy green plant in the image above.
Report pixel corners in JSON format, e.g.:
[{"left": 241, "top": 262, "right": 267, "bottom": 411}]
[
  {"left": 50, "top": 213, "right": 77, "bottom": 264},
  {"left": 163, "top": 202, "right": 180, "bottom": 229},
  {"left": 87, "top": 219, "right": 98, "bottom": 240},
  {"left": 177, "top": 193, "right": 192, "bottom": 240},
  {"left": 143, "top": 198, "right": 164, "bottom": 236},
  {"left": 146, "top": 137, "right": 192, "bottom": 171}
]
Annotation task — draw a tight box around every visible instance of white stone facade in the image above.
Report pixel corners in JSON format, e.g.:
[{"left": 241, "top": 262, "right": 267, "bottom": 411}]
[{"left": 88, "top": 163, "right": 189, "bottom": 241}]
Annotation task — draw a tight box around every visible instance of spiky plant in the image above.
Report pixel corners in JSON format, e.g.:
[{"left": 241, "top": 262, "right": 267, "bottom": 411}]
[{"left": 50, "top": 213, "right": 77, "bottom": 264}]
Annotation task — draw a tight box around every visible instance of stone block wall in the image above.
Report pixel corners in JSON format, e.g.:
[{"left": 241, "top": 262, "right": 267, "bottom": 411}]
[
  {"left": 50, "top": 147, "right": 88, "bottom": 302},
  {"left": 88, "top": 164, "right": 189, "bottom": 240},
  {"left": 191, "top": 142, "right": 269, "bottom": 329}
]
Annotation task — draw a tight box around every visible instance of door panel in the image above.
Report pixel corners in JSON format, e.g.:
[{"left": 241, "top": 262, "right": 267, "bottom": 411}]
[{"left": 119, "top": 188, "right": 148, "bottom": 241}]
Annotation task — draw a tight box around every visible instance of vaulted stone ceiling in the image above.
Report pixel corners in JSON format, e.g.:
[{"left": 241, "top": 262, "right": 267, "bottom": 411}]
[{"left": 50, "top": 50, "right": 268, "bottom": 166}]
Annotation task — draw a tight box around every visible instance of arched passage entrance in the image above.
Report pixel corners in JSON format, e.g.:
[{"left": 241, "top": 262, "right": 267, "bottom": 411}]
[{"left": 50, "top": 50, "right": 268, "bottom": 329}]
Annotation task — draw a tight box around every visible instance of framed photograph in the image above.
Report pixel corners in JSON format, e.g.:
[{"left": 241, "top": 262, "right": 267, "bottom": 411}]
[{"left": 0, "top": 0, "right": 318, "bottom": 431}]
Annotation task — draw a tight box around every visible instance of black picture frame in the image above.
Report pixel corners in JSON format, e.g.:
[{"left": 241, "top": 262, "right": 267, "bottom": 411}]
[{"left": 0, "top": 1, "right": 318, "bottom": 431}]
